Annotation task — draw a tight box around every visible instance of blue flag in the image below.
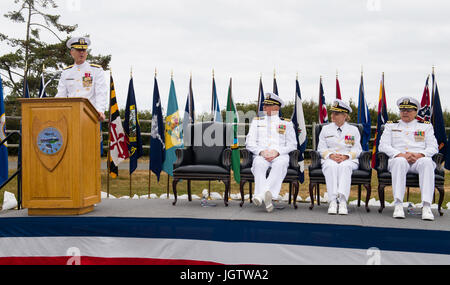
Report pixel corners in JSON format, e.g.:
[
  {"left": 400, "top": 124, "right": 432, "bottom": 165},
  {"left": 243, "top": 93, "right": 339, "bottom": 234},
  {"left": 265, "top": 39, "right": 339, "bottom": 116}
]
[
  {"left": 211, "top": 77, "right": 222, "bottom": 122},
  {"left": 357, "top": 74, "right": 372, "bottom": 151},
  {"left": 431, "top": 74, "right": 448, "bottom": 164},
  {"left": 39, "top": 73, "right": 47, "bottom": 98},
  {"left": 257, "top": 77, "right": 264, "bottom": 117},
  {"left": 124, "top": 77, "right": 143, "bottom": 175},
  {"left": 372, "top": 75, "right": 389, "bottom": 169},
  {"left": 0, "top": 76, "right": 8, "bottom": 185},
  {"left": 162, "top": 78, "right": 183, "bottom": 176},
  {"left": 182, "top": 77, "right": 195, "bottom": 147},
  {"left": 273, "top": 76, "right": 282, "bottom": 117},
  {"left": 319, "top": 78, "right": 328, "bottom": 124},
  {"left": 150, "top": 77, "right": 165, "bottom": 181},
  {"left": 291, "top": 78, "right": 307, "bottom": 183},
  {"left": 24, "top": 78, "right": 30, "bottom": 98}
]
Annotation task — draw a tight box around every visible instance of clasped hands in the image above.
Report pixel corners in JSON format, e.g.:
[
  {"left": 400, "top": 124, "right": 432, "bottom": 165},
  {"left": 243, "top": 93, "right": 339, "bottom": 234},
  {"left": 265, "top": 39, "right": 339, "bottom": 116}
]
[
  {"left": 260, "top": 150, "right": 280, "bottom": 162},
  {"left": 329, "top": 153, "right": 350, "bottom": 163},
  {"left": 395, "top": 152, "right": 425, "bottom": 165}
]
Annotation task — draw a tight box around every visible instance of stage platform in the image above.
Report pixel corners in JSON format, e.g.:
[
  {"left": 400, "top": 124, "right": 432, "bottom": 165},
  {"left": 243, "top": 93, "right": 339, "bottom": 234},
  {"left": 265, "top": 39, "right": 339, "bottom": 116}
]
[{"left": 0, "top": 199, "right": 450, "bottom": 265}]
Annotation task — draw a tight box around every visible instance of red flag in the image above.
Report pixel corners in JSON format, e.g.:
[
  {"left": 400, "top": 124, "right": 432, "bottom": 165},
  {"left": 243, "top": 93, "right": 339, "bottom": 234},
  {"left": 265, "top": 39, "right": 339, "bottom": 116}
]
[
  {"left": 336, "top": 77, "right": 342, "bottom": 100},
  {"left": 417, "top": 76, "right": 431, "bottom": 123},
  {"left": 318, "top": 77, "right": 328, "bottom": 124},
  {"left": 108, "top": 74, "right": 129, "bottom": 178}
]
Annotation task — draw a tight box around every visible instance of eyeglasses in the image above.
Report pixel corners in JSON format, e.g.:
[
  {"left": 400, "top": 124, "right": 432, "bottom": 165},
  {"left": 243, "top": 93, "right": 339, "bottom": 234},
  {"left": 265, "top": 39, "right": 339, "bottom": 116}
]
[{"left": 400, "top": 109, "right": 416, "bottom": 113}]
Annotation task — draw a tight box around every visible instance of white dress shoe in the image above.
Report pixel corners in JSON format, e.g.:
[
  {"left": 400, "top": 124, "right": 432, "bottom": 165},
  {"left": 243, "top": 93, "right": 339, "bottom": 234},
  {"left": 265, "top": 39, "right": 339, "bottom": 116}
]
[
  {"left": 328, "top": 200, "right": 338, "bottom": 215},
  {"left": 338, "top": 202, "right": 348, "bottom": 215},
  {"left": 264, "top": 191, "right": 274, "bottom": 213},
  {"left": 253, "top": 196, "right": 262, "bottom": 207},
  {"left": 393, "top": 204, "right": 405, "bottom": 219},
  {"left": 422, "top": 206, "right": 434, "bottom": 221}
]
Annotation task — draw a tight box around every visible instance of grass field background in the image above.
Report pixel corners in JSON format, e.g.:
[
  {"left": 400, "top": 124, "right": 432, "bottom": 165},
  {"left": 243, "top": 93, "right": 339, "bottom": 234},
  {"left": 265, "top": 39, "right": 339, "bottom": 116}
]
[{"left": 2, "top": 158, "right": 450, "bottom": 209}]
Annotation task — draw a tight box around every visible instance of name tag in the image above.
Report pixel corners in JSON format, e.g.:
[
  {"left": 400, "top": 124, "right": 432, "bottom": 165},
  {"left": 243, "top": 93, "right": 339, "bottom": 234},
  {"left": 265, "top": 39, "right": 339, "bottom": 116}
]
[
  {"left": 392, "top": 129, "right": 402, "bottom": 132},
  {"left": 325, "top": 135, "right": 335, "bottom": 139}
]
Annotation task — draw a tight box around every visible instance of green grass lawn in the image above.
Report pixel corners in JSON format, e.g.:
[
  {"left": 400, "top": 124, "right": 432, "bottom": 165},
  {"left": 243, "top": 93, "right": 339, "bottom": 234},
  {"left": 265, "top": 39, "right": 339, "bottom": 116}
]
[{"left": 2, "top": 166, "right": 450, "bottom": 209}]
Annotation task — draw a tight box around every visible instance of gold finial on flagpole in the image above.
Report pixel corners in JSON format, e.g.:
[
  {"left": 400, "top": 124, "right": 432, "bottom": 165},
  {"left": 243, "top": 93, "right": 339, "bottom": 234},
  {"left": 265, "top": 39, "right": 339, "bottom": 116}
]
[
  {"left": 336, "top": 69, "right": 339, "bottom": 79},
  {"left": 130, "top": 66, "right": 133, "bottom": 78},
  {"left": 212, "top": 68, "right": 215, "bottom": 78},
  {"left": 274, "top": 69, "right": 276, "bottom": 79},
  {"left": 361, "top": 65, "right": 364, "bottom": 76},
  {"left": 154, "top": 68, "right": 157, "bottom": 77},
  {"left": 432, "top": 65, "right": 436, "bottom": 75},
  {"left": 296, "top": 72, "right": 299, "bottom": 81},
  {"left": 171, "top": 69, "right": 174, "bottom": 79}
]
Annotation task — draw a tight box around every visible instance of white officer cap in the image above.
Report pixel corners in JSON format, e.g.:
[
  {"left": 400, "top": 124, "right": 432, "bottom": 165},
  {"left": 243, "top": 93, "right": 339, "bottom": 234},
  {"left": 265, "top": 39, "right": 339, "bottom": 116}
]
[
  {"left": 330, "top": 99, "right": 352, "bottom": 114},
  {"left": 397, "top": 97, "right": 419, "bottom": 111},
  {"left": 66, "top": 36, "right": 91, "bottom": 50},
  {"left": 263, "top": 92, "right": 285, "bottom": 108}
]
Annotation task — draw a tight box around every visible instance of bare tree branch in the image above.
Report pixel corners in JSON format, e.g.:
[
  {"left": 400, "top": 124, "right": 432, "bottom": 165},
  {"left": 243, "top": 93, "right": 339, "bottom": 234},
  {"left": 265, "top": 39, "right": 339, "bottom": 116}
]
[{"left": 30, "top": 23, "right": 62, "bottom": 42}]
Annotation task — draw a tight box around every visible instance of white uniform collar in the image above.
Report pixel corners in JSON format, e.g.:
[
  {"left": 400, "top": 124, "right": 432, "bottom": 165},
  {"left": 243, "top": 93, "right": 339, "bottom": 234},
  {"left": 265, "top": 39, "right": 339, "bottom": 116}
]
[
  {"left": 74, "top": 61, "right": 88, "bottom": 68},
  {"left": 400, "top": 119, "right": 417, "bottom": 127},
  {"left": 265, "top": 114, "right": 280, "bottom": 120},
  {"left": 333, "top": 122, "right": 347, "bottom": 130}
]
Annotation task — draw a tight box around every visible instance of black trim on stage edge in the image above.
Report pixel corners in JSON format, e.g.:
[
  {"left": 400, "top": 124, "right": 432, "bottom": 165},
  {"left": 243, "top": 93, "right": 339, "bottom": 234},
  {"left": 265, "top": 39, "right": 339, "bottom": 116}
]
[{"left": 0, "top": 266, "right": 446, "bottom": 283}]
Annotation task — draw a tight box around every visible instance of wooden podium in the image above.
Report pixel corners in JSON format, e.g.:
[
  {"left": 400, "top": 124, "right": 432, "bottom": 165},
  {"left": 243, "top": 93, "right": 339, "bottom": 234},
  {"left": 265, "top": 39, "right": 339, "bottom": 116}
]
[{"left": 19, "top": 98, "right": 101, "bottom": 216}]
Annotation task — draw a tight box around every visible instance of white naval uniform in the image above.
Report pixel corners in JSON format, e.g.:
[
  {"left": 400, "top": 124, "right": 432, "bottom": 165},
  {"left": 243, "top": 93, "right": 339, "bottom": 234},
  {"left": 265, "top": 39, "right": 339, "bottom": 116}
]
[
  {"left": 378, "top": 120, "right": 438, "bottom": 205},
  {"left": 55, "top": 62, "right": 108, "bottom": 113},
  {"left": 246, "top": 115, "right": 297, "bottom": 201},
  {"left": 317, "top": 122, "right": 362, "bottom": 202}
]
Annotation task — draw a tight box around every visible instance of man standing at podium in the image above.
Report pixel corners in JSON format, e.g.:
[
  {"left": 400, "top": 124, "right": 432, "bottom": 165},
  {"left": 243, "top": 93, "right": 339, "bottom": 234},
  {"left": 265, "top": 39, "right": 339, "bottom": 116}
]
[{"left": 56, "top": 37, "right": 108, "bottom": 121}]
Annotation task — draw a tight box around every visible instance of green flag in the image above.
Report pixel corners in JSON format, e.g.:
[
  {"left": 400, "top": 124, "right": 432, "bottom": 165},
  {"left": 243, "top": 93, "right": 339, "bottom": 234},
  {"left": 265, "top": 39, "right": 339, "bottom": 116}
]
[
  {"left": 226, "top": 78, "right": 240, "bottom": 183},
  {"left": 162, "top": 78, "right": 183, "bottom": 176}
]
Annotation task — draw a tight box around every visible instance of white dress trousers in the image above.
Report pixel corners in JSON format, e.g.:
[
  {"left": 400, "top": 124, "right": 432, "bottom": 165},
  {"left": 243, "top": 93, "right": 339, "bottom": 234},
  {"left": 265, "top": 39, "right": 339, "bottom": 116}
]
[
  {"left": 379, "top": 120, "right": 438, "bottom": 205},
  {"left": 317, "top": 123, "right": 362, "bottom": 202},
  {"left": 246, "top": 115, "right": 297, "bottom": 200}
]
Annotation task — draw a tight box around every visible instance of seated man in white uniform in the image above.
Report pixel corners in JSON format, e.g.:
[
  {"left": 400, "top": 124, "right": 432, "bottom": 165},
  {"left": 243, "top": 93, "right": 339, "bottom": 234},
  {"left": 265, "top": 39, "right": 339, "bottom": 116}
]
[
  {"left": 245, "top": 93, "right": 297, "bottom": 213},
  {"left": 379, "top": 97, "right": 438, "bottom": 221},
  {"left": 318, "top": 99, "right": 362, "bottom": 215},
  {"left": 55, "top": 37, "right": 108, "bottom": 122}
]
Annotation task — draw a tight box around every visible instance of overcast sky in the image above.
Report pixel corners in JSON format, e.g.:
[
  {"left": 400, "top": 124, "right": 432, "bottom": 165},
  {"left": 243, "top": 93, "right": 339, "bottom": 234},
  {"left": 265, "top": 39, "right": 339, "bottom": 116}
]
[{"left": 1, "top": 0, "right": 450, "bottom": 115}]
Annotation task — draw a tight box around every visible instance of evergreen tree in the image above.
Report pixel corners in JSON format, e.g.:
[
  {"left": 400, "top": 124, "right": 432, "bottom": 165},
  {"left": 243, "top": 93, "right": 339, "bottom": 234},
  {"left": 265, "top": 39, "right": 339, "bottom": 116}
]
[{"left": 0, "top": 0, "right": 111, "bottom": 99}]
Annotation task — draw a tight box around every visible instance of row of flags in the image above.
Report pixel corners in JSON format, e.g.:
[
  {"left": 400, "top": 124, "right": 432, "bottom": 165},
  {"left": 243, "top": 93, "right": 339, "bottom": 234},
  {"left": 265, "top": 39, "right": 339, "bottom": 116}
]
[
  {"left": 106, "top": 72, "right": 306, "bottom": 186},
  {"left": 318, "top": 71, "right": 449, "bottom": 170},
  {"left": 1, "top": 69, "right": 449, "bottom": 188},
  {"left": 107, "top": 73, "right": 244, "bottom": 184}
]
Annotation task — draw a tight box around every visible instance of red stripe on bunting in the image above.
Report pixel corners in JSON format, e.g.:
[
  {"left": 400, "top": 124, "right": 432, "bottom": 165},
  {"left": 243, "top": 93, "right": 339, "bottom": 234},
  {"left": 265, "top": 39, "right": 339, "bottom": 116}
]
[{"left": 0, "top": 257, "right": 223, "bottom": 266}]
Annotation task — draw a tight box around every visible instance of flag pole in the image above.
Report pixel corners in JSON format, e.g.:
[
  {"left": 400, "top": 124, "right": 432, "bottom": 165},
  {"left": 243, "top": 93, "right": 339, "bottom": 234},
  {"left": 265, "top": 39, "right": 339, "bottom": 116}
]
[
  {"left": 149, "top": 68, "right": 158, "bottom": 199},
  {"left": 167, "top": 174, "right": 170, "bottom": 197},
  {"left": 129, "top": 172, "right": 132, "bottom": 198},
  {"left": 149, "top": 168, "right": 152, "bottom": 198},
  {"left": 106, "top": 68, "right": 113, "bottom": 198},
  {"left": 129, "top": 66, "right": 133, "bottom": 199}
]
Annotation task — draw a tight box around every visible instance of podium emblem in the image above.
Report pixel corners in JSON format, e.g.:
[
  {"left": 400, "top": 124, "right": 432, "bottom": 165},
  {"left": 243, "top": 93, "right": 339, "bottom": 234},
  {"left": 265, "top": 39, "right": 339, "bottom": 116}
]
[
  {"left": 32, "top": 117, "right": 68, "bottom": 172},
  {"left": 37, "top": 128, "right": 63, "bottom": 155}
]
